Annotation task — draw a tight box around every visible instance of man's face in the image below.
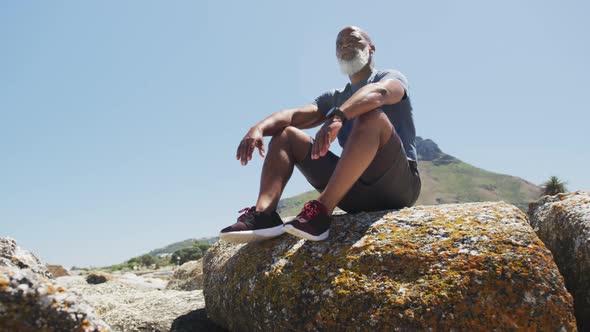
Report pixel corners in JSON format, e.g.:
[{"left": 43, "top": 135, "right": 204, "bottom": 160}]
[
  {"left": 336, "top": 28, "right": 370, "bottom": 61},
  {"left": 335, "top": 27, "right": 374, "bottom": 76}
]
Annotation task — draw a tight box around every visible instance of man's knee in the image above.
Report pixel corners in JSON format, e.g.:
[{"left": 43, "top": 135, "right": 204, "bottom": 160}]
[
  {"left": 353, "top": 109, "right": 392, "bottom": 132},
  {"left": 350, "top": 109, "right": 394, "bottom": 147},
  {"left": 270, "top": 126, "right": 302, "bottom": 145},
  {"left": 354, "top": 108, "right": 386, "bottom": 128},
  {"left": 269, "top": 126, "right": 312, "bottom": 161}
]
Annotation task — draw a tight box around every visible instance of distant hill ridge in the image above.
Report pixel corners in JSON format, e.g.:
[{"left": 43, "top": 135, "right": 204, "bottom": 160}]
[
  {"left": 147, "top": 237, "right": 218, "bottom": 257},
  {"left": 277, "top": 136, "right": 541, "bottom": 216}
]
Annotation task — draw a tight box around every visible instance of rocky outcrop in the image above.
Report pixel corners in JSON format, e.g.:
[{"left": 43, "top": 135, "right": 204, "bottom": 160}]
[
  {"left": 415, "top": 136, "right": 458, "bottom": 165},
  {"left": 0, "top": 238, "right": 110, "bottom": 331},
  {"left": 56, "top": 274, "right": 205, "bottom": 332},
  {"left": 529, "top": 191, "right": 590, "bottom": 332},
  {"left": 416, "top": 136, "right": 443, "bottom": 161},
  {"left": 47, "top": 264, "right": 70, "bottom": 278},
  {"left": 0, "top": 237, "right": 51, "bottom": 278},
  {"left": 166, "top": 259, "right": 204, "bottom": 291},
  {"left": 204, "top": 202, "right": 577, "bottom": 331}
]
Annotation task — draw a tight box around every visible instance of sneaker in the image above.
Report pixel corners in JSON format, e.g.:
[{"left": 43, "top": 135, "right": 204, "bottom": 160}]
[
  {"left": 283, "top": 200, "right": 331, "bottom": 241},
  {"left": 219, "top": 207, "right": 285, "bottom": 243}
]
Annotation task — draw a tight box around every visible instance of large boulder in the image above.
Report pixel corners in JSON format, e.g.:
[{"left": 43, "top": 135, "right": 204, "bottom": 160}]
[
  {"left": 0, "top": 238, "right": 110, "bottom": 331},
  {"left": 204, "top": 202, "right": 577, "bottom": 331},
  {"left": 529, "top": 191, "right": 590, "bottom": 332},
  {"left": 56, "top": 273, "right": 205, "bottom": 332},
  {"left": 166, "top": 259, "right": 204, "bottom": 291}
]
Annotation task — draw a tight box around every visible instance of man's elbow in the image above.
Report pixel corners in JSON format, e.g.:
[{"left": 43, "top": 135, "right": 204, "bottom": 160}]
[{"left": 376, "top": 81, "right": 405, "bottom": 105}]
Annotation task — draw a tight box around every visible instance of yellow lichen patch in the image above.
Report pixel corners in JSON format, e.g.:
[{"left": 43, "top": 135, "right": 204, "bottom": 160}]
[
  {"left": 81, "top": 319, "right": 91, "bottom": 330},
  {"left": 0, "top": 276, "right": 9, "bottom": 292}
]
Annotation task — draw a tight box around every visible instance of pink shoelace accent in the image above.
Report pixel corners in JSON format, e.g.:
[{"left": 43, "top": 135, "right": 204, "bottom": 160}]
[
  {"left": 237, "top": 207, "right": 256, "bottom": 221},
  {"left": 299, "top": 200, "right": 326, "bottom": 221}
]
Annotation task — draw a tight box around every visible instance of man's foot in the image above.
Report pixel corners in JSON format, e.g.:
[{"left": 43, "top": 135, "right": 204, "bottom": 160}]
[
  {"left": 283, "top": 200, "right": 331, "bottom": 241},
  {"left": 219, "top": 207, "right": 285, "bottom": 243}
]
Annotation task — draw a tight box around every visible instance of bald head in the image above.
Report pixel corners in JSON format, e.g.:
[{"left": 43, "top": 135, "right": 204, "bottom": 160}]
[
  {"left": 337, "top": 26, "right": 373, "bottom": 48},
  {"left": 335, "top": 26, "right": 375, "bottom": 61}
]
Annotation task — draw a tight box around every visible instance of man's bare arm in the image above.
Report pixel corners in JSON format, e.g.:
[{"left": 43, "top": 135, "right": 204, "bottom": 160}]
[
  {"left": 236, "top": 103, "right": 324, "bottom": 165},
  {"left": 336, "top": 79, "right": 405, "bottom": 121},
  {"left": 255, "top": 103, "right": 325, "bottom": 136},
  {"left": 310, "top": 79, "right": 405, "bottom": 159}
]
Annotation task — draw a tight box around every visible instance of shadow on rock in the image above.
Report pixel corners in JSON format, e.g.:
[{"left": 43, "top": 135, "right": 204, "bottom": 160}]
[{"left": 170, "top": 308, "right": 228, "bottom": 332}]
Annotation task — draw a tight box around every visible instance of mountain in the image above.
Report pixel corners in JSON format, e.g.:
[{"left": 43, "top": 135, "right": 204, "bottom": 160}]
[{"left": 276, "top": 137, "right": 541, "bottom": 216}]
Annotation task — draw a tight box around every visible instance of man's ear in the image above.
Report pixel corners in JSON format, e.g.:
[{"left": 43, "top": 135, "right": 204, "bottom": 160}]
[{"left": 369, "top": 44, "right": 376, "bottom": 55}]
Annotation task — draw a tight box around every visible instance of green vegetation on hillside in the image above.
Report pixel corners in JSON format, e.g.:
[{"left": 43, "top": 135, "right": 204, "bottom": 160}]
[
  {"left": 102, "top": 237, "right": 218, "bottom": 271},
  {"left": 276, "top": 190, "right": 319, "bottom": 218},
  {"left": 147, "top": 237, "right": 217, "bottom": 257},
  {"left": 415, "top": 159, "right": 540, "bottom": 211}
]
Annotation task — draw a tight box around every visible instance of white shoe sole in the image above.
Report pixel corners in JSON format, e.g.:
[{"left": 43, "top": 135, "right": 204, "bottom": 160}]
[
  {"left": 283, "top": 224, "right": 329, "bottom": 241},
  {"left": 219, "top": 224, "right": 285, "bottom": 243}
]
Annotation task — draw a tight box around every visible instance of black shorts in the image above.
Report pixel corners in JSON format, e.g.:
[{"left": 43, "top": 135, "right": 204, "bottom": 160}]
[{"left": 296, "top": 130, "right": 421, "bottom": 213}]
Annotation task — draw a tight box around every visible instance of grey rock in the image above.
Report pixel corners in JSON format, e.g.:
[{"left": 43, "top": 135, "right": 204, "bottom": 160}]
[
  {"left": 416, "top": 136, "right": 442, "bottom": 161},
  {"left": 166, "top": 259, "right": 204, "bottom": 291},
  {"left": 56, "top": 275, "right": 205, "bottom": 332},
  {"left": 0, "top": 237, "right": 51, "bottom": 278},
  {"left": 0, "top": 238, "right": 110, "bottom": 331},
  {"left": 416, "top": 137, "right": 458, "bottom": 165},
  {"left": 529, "top": 190, "right": 590, "bottom": 332}
]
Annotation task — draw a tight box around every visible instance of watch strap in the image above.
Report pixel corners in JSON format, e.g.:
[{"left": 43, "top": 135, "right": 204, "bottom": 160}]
[{"left": 327, "top": 107, "right": 348, "bottom": 124}]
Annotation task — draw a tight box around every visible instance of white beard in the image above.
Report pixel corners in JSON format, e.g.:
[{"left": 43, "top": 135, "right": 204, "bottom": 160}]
[{"left": 338, "top": 46, "right": 373, "bottom": 76}]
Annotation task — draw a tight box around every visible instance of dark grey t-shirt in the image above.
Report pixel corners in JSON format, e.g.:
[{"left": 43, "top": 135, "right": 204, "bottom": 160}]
[{"left": 313, "top": 69, "right": 417, "bottom": 161}]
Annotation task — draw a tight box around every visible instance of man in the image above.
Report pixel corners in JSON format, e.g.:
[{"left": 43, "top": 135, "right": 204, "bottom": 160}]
[{"left": 220, "top": 26, "right": 421, "bottom": 243}]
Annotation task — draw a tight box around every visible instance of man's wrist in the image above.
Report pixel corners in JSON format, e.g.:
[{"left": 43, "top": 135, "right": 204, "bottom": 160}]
[
  {"left": 329, "top": 115, "right": 344, "bottom": 123},
  {"left": 326, "top": 107, "right": 348, "bottom": 124}
]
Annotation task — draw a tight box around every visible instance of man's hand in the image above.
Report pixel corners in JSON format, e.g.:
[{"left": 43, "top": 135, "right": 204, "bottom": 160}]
[
  {"left": 236, "top": 127, "right": 265, "bottom": 166},
  {"left": 312, "top": 117, "right": 343, "bottom": 159}
]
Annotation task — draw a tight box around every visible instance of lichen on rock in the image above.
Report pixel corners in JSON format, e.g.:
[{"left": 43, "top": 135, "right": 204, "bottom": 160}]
[
  {"left": 529, "top": 191, "right": 590, "bottom": 332},
  {"left": 0, "top": 238, "right": 110, "bottom": 332},
  {"left": 204, "top": 202, "right": 577, "bottom": 331},
  {"left": 166, "top": 259, "right": 204, "bottom": 291},
  {"left": 0, "top": 237, "right": 52, "bottom": 279}
]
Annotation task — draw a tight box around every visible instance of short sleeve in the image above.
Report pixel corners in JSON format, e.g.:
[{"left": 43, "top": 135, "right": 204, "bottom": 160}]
[
  {"left": 377, "top": 70, "right": 410, "bottom": 99},
  {"left": 313, "top": 89, "right": 337, "bottom": 116}
]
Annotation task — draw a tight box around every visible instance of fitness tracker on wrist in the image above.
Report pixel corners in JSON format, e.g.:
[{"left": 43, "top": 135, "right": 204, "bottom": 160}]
[{"left": 326, "top": 107, "right": 348, "bottom": 124}]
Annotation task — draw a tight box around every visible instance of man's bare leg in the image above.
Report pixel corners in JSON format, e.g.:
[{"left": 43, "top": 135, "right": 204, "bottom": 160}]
[
  {"left": 317, "top": 110, "right": 393, "bottom": 214},
  {"left": 255, "top": 127, "right": 313, "bottom": 213}
]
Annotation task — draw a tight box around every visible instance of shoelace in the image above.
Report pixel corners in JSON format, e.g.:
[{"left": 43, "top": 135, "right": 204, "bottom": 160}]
[
  {"left": 300, "top": 201, "right": 323, "bottom": 221},
  {"left": 237, "top": 207, "right": 256, "bottom": 222}
]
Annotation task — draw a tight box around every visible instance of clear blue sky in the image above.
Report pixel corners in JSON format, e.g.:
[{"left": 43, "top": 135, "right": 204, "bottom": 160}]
[{"left": 1, "top": 1, "right": 588, "bottom": 268}]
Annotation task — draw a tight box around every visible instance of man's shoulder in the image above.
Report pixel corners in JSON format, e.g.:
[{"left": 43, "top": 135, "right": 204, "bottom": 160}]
[
  {"left": 375, "top": 69, "right": 408, "bottom": 81},
  {"left": 318, "top": 86, "right": 348, "bottom": 98},
  {"left": 374, "top": 69, "right": 410, "bottom": 90}
]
